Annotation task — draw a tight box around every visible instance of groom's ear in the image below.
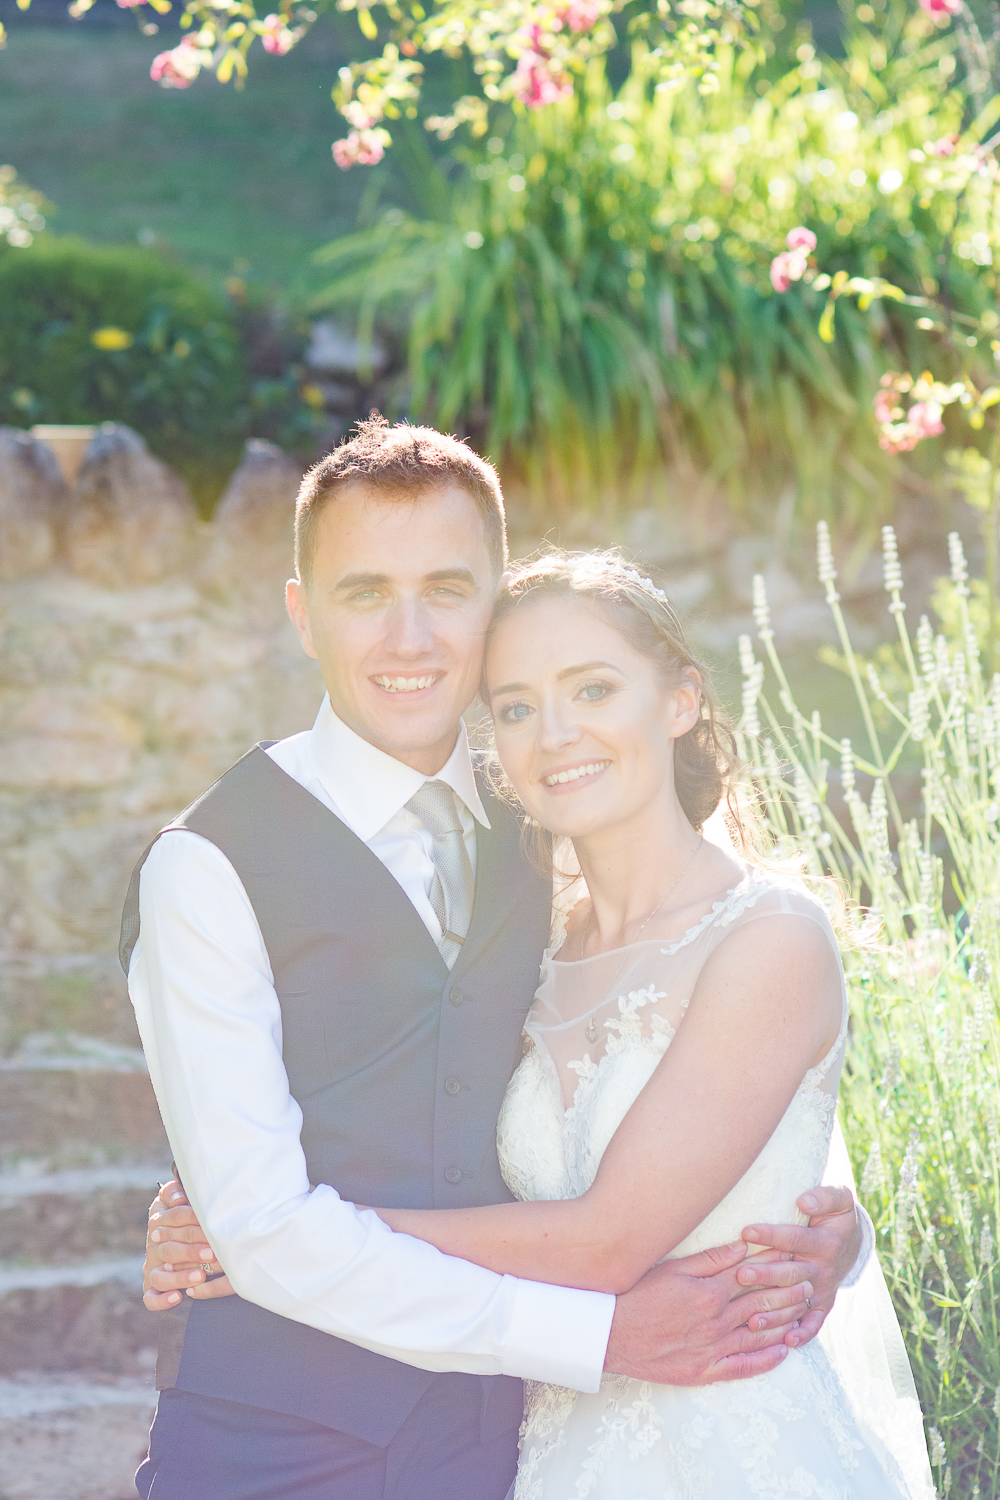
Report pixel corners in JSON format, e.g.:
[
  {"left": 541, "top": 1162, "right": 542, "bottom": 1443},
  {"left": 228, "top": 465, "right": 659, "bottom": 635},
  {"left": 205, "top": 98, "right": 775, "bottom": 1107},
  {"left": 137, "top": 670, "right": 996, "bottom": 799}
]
[{"left": 286, "top": 577, "right": 318, "bottom": 660}]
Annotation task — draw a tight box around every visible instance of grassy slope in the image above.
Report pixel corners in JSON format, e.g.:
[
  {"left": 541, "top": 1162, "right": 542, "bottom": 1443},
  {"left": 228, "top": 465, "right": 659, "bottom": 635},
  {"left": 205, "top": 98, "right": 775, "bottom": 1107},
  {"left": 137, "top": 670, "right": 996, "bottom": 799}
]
[{"left": 0, "top": 22, "right": 385, "bottom": 300}]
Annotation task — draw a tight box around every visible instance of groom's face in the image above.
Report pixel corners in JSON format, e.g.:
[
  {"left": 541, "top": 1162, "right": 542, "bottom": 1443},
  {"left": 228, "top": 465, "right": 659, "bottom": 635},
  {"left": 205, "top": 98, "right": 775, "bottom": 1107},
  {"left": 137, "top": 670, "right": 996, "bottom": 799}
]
[{"left": 286, "top": 482, "right": 496, "bottom": 775}]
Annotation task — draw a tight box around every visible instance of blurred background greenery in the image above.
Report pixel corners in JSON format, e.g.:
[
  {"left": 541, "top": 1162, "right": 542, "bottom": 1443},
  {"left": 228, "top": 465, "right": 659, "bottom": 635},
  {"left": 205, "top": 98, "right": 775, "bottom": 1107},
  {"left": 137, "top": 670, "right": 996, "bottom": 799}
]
[{"left": 1, "top": 0, "right": 995, "bottom": 532}]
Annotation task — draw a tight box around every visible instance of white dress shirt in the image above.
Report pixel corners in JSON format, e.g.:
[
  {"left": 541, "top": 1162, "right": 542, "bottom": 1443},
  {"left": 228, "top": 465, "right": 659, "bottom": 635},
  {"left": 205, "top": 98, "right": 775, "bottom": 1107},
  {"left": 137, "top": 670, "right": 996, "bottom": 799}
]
[{"left": 129, "top": 697, "right": 616, "bottom": 1393}]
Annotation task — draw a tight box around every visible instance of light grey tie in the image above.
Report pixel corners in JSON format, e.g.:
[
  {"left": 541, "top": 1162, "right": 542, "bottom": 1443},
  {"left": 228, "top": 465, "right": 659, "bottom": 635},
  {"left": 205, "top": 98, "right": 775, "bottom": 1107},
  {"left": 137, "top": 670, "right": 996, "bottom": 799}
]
[{"left": 406, "top": 780, "right": 475, "bottom": 969}]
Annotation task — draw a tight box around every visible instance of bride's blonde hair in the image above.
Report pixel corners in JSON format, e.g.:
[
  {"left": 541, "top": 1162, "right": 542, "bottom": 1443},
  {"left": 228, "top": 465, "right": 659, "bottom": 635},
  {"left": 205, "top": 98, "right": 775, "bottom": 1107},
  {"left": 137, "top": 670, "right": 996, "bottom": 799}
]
[{"left": 484, "top": 548, "right": 752, "bottom": 848}]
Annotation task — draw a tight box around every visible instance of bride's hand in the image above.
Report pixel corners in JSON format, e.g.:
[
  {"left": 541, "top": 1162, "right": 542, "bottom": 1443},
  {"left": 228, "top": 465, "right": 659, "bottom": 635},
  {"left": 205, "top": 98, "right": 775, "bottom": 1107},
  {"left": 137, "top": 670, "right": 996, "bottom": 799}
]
[
  {"left": 143, "top": 1180, "right": 235, "bottom": 1309},
  {"left": 739, "top": 1183, "right": 862, "bottom": 1346}
]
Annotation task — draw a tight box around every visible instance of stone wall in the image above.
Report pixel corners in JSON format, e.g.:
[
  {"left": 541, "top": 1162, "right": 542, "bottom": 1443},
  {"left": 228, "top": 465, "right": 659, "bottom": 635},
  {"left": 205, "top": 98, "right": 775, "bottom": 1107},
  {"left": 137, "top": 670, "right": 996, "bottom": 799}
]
[{"left": 0, "top": 424, "right": 321, "bottom": 1382}]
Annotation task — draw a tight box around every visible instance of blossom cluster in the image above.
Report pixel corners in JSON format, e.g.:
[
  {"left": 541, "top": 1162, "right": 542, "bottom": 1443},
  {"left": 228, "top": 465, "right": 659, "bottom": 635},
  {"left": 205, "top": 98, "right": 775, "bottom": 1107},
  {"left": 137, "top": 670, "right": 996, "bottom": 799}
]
[
  {"left": 874, "top": 372, "right": 969, "bottom": 453},
  {"left": 332, "top": 128, "right": 392, "bottom": 169},
  {"left": 769, "top": 226, "right": 817, "bottom": 292},
  {"left": 0, "top": 164, "right": 47, "bottom": 248},
  {"left": 509, "top": 0, "right": 604, "bottom": 109},
  {"left": 150, "top": 35, "right": 204, "bottom": 88}
]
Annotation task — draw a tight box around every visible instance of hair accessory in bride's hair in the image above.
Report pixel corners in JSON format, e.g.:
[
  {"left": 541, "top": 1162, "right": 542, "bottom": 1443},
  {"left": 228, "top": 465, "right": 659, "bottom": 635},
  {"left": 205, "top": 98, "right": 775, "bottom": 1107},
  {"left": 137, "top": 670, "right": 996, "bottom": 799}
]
[{"left": 619, "top": 566, "right": 672, "bottom": 610}]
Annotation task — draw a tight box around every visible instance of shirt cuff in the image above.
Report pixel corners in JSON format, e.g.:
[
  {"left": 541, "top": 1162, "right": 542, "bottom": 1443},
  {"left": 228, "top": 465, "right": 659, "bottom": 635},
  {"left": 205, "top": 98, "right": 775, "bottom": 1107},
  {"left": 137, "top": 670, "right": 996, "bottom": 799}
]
[
  {"left": 501, "top": 1277, "right": 615, "bottom": 1392},
  {"left": 839, "top": 1202, "right": 875, "bottom": 1290}
]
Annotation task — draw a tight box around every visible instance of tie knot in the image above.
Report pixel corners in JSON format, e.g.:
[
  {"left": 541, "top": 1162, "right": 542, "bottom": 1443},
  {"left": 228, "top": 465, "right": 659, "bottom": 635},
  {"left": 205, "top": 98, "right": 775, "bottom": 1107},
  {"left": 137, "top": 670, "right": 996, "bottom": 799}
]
[{"left": 406, "top": 780, "right": 465, "bottom": 839}]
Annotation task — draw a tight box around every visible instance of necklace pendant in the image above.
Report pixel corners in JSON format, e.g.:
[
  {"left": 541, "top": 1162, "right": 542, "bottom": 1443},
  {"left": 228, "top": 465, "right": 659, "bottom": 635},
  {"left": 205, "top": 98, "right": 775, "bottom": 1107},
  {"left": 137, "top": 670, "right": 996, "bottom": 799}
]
[{"left": 585, "top": 1018, "right": 600, "bottom": 1044}]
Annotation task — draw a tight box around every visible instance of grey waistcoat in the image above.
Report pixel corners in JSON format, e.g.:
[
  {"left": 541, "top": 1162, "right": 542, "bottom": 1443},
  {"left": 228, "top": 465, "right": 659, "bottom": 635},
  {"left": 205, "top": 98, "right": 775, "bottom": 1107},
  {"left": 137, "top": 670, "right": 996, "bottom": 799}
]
[{"left": 120, "top": 744, "right": 552, "bottom": 1446}]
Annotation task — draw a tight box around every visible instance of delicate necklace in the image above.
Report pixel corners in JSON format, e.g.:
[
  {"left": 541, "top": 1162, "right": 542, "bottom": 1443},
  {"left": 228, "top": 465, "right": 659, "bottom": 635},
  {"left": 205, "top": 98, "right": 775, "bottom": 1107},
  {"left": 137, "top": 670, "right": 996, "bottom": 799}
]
[{"left": 579, "top": 836, "right": 704, "bottom": 1044}]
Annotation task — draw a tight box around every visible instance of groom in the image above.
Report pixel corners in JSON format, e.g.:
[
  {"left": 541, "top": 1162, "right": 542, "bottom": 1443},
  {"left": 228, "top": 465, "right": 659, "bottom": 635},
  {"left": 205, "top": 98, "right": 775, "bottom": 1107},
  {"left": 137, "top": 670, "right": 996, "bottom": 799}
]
[{"left": 127, "top": 417, "right": 868, "bottom": 1500}]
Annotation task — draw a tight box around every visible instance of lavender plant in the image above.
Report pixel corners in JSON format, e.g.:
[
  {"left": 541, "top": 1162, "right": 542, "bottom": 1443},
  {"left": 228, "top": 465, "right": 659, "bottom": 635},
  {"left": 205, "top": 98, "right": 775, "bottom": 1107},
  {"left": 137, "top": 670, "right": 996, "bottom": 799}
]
[{"left": 740, "top": 527, "right": 1000, "bottom": 1497}]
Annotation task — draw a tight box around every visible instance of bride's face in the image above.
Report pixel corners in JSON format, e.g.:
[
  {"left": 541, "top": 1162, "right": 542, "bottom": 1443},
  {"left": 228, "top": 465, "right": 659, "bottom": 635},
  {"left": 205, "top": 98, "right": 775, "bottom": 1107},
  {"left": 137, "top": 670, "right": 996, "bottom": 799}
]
[{"left": 486, "top": 593, "right": 701, "bottom": 840}]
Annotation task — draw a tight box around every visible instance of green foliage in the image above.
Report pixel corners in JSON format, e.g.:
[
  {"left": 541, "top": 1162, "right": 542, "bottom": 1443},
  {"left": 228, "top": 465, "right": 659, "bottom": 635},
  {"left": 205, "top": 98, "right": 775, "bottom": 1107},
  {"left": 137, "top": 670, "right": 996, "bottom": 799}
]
[
  {"left": 314, "top": 8, "right": 991, "bottom": 533},
  {"left": 741, "top": 528, "right": 1000, "bottom": 1496},
  {"left": 0, "top": 236, "right": 249, "bottom": 504}
]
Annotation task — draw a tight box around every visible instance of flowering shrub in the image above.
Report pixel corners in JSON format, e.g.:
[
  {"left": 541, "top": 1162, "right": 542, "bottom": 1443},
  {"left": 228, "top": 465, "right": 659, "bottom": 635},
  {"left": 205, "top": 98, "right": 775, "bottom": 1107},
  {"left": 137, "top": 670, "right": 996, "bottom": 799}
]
[
  {"left": 741, "top": 527, "right": 1000, "bottom": 1496},
  {"left": 312, "top": 6, "right": 991, "bottom": 528}
]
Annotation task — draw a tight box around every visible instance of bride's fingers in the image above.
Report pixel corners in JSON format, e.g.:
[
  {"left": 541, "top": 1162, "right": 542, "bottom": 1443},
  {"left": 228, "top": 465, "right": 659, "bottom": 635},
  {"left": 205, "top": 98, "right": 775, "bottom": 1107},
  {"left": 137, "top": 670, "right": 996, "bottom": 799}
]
[
  {"left": 143, "top": 1287, "right": 184, "bottom": 1311},
  {"left": 146, "top": 1266, "right": 212, "bottom": 1292},
  {"left": 149, "top": 1207, "right": 202, "bottom": 1234},
  {"left": 185, "top": 1274, "right": 235, "bottom": 1300},
  {"left": 147, "top": 1239, "right": 216, "bottom": 1269},
  {"left": 149, "top": 1220, "right": 211, "bottom": 1246},
  {"left": 732, "top": 1283, "right": 813, "bottom": 1332},
  {"left": 785, "top": 1306, "right": 827, "bottom": 1345}
]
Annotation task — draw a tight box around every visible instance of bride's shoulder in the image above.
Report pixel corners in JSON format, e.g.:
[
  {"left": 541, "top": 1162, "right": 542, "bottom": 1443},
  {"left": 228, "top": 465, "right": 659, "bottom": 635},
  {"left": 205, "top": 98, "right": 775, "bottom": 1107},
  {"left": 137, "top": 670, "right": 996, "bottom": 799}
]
[{"left": 717, "top": 861, "right": 838, "bottom": 936}]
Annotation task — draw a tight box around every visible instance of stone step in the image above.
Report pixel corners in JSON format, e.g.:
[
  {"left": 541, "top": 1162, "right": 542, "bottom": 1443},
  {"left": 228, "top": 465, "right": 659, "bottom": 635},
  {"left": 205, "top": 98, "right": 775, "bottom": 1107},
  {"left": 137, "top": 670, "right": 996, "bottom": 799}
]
[
  {"left": 0, "top": 1049, "right": 167, "bottom": 1165},
  {"left": 0, "top": 1161, "right": 167, "bottom": 1261},
  {"left": 0, "top": 952, "right": 138, "bottom": 1055},
  {"left": 0, "top": 1257, "right": 155, "bottom": 1374},
  {"left": 0, "top": 1371, "right": 157, "bottom": 1500}
]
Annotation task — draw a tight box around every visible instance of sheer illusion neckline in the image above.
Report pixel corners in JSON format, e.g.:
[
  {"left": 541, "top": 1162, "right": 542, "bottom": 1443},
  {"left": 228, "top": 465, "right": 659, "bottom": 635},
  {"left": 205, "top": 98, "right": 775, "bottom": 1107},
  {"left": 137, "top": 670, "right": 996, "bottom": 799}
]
[{"left": 549, "top": 872, "right": 750, "bottom": 966}]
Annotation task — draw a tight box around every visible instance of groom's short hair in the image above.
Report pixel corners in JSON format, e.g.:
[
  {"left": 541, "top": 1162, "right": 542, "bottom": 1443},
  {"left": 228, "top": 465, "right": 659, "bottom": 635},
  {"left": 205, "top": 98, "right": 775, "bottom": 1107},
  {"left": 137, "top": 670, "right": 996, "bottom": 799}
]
[{"left": 295, "top": 415, "right": 508, "bottom": 584}]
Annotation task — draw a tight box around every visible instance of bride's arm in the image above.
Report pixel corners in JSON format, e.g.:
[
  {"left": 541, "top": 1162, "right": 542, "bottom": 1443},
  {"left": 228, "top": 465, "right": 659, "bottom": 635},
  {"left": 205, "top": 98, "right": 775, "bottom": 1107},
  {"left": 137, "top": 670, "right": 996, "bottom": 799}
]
[{"left": 376, "top": 913, "right": 843, "bottom": 1295}]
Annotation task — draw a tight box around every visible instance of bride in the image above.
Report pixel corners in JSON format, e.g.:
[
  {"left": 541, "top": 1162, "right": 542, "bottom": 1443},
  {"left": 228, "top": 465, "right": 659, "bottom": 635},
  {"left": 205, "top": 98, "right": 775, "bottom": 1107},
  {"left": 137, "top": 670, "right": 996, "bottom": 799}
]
[{"left": 145, "top": 549, "right": 933, "bottom": 1498}]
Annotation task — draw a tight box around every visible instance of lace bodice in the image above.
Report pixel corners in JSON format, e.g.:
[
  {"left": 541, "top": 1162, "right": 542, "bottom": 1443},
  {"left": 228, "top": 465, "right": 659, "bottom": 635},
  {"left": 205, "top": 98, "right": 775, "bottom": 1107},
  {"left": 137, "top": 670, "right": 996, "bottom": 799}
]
[{"left": 498, "top": 866, "right": 848, "bottom": 1249}]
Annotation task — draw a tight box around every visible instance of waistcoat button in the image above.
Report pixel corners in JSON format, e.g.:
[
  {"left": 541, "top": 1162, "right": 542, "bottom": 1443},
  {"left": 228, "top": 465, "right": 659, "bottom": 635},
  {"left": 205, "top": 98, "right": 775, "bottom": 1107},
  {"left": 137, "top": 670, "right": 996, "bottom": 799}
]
[
  {"left": 444, "top": 1166, "right": 463, "bottom": 1184},
  {"left": 444, "top": 1076, "right": 461, "bottom": 1096},
  {"left": 449, "top": 987, "right": 464, "bottom": 1007}
]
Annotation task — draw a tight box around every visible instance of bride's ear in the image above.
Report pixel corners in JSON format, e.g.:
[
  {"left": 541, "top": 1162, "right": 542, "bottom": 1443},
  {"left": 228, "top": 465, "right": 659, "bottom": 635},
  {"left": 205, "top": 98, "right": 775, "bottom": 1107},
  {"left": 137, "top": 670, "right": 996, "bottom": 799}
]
[{"left": 668, "top": 668, "right": 703, "bottom": 739}]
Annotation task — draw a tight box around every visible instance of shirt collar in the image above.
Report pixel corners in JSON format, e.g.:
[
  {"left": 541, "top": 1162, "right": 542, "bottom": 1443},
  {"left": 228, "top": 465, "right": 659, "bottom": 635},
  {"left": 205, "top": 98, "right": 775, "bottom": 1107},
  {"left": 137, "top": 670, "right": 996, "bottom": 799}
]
[{"left": 307, "top": 695, "right": 491, "bottom": 843}]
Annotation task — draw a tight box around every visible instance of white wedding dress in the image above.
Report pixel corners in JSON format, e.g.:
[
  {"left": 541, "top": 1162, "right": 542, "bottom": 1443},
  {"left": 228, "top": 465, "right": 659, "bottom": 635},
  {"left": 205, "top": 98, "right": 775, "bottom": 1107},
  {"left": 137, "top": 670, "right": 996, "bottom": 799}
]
[{"left": 497, "top": 865, "right": 935, "bottom": 1500}]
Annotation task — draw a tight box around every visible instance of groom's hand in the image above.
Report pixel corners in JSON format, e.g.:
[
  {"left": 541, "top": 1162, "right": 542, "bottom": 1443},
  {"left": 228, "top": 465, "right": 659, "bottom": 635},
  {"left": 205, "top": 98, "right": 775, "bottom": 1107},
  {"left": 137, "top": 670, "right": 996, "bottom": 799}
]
[
  {"left": 143, "top": 1181, "right": 235, "bottom": 1310},
  {"left": 604, "top": 1239, "right": 814, "bottom": 1386},
  {"left": 739, "top": 1183, "right": 861, "bottom": 1347}
]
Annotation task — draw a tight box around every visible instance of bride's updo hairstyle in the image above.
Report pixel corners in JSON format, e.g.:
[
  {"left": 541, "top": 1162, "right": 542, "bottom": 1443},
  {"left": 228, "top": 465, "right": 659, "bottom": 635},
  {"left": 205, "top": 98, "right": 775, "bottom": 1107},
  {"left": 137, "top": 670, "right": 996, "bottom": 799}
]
[{"left": 486, "top": 548, "right": 743, "bottom": 835}]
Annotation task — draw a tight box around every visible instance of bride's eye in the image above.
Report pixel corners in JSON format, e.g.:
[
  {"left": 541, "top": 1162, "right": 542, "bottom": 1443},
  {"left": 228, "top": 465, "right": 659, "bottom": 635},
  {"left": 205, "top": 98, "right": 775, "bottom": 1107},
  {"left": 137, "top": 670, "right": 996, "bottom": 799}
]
[
  {"left": 498, "top": 700, "right": 533, "bottom": 724},
  {"left": 578, "top": 680, "right": 613, "bottom": 702}
]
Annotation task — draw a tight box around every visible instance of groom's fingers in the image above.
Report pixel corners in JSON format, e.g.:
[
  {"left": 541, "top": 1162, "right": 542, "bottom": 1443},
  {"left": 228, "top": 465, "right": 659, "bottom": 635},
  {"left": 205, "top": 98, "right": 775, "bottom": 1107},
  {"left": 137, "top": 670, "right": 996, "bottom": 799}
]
[
  {"left": 733, "top": 1250, "right": 822, "bottom": 1289},
  {"left": 707, "top": 1342, "right": 792, "bottom": 1382}
]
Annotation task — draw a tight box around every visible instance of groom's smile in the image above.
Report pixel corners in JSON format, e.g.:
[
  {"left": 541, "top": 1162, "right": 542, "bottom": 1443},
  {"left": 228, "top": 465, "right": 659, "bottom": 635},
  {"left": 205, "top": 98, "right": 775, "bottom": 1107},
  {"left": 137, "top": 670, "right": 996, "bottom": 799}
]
[
  {"left": 372, "top": 673, "right": 445, "bottom": 694},
  {"left": 286, "top": 480, "right": 497, "bottom": 776}
]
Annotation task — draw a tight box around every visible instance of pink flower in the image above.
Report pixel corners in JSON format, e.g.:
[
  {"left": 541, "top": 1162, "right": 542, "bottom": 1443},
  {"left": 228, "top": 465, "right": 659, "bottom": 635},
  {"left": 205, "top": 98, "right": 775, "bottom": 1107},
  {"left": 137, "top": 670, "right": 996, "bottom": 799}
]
[
  {"left": 559, "top": 0, "right": 601, "bottom": 31},
  {"left": 907, "top": 401, "right": 944, "bottom": 439},
  {"left": 769, "top": 249, "right": 807, "bottom": 292},
  {"left": 785, "top": 226, "right": 817, "bottom": 252},
  {"left": 341, "top": 100, "right": 379, "bottom": 130},
  {"left": 918, "top": 0, "right": 962, "bottom": 14},
  {"left": 879, "top": 424, "right": 920, "bottom": 454},
  {"left": 332, "top": 128, "right": 389, "bottom": 169},
  {"left": 925, "top": 135, "right": 958, "bottom": 158},
  {"left": 260, "top": 13, "right": 295, "bottom": 54},
  {"left": 874, "top": 389, "right": 900, "bottom": 425},
  {"left": 150, "top": 38, "right": 202, "bottom": 88},
  {"left": 512, "top": 52, "right": 574, "bottom": 107},
  {"left": 116, "top": 0, "right": 146, "bottom": 9}
]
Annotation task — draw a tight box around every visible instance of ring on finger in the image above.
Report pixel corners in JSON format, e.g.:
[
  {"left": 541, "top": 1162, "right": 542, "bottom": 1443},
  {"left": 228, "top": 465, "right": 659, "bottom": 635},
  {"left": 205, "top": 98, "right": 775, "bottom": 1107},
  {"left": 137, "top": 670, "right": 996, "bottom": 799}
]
[
  {"left": 805, "top": 1297, "right": 812, "bottom": 1310},
  {"left": 199, "top": 1262, "right": 214, "bottom": 1274}
]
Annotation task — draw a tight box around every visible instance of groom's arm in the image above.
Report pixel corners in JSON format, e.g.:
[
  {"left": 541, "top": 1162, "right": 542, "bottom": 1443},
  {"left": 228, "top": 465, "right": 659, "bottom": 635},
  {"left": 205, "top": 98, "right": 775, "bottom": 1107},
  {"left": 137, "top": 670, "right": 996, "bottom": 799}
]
[{"left": 131, "top": 828, "right": 615, "bottom": 1391}]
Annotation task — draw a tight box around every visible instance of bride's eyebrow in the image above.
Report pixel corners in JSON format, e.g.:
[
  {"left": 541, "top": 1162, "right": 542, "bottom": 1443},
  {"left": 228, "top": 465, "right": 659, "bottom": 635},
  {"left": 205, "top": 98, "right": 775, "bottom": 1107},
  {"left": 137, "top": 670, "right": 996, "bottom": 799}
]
[
  {"left": 490, "top": 660, "right": 622, "bottom": 697},
  {"left": 556, "top": 660, "right": 620, "bottom": 680}
]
